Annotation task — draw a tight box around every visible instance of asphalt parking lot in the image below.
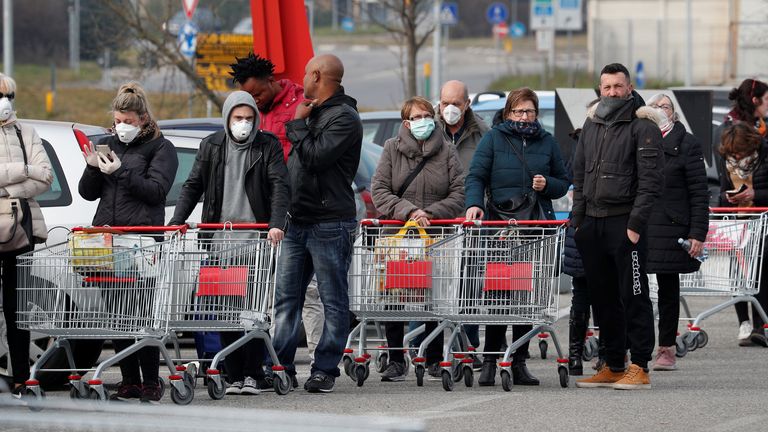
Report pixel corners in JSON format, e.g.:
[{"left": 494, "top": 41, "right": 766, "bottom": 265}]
[{"left": 2, "top": 294, "right": 768, "bottom": 432}]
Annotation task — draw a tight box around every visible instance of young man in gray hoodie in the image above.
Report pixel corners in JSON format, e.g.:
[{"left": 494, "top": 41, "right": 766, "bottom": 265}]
[{"left": 170, "top": 91, "right": 290, "bottom": 395}]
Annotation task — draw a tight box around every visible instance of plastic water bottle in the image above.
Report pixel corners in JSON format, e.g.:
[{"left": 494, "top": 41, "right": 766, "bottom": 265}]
[{"left": 678, "top": 238, "right": 709, "bottom": 263}]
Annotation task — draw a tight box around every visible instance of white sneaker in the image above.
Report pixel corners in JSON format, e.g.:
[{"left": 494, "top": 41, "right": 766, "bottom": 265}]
[
  {"left": 738, "top": 321, "right": 752, "bottom": 342},
  {"left": 225, "top": 381, "right": 243, "bottom": 395},
  {"left": 240, "top": 376, "right": 261, "bottom": 395}
]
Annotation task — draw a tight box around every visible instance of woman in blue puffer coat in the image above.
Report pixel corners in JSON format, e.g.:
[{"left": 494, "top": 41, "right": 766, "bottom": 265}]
[{"left": 465, "top": 87, "right": 569, "bottom": 387}]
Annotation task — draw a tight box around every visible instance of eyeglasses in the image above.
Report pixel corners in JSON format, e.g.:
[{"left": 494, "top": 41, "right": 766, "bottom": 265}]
[
  {"left": 650, "top": 104, "right": 673, "bottom": 111},
  {"left": 0, "top": 92, "right": 15, "bottom": 100},
  {"left": 509, "top": 109, "right": 537, "bottom": 117},
  {"left": 408, "top": 114, "right": 433, "bottom": 121}
]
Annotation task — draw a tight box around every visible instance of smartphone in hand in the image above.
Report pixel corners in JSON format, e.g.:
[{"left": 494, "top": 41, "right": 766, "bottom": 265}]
[
  {"left": 95, "top": 145, "right": 112, "bottom": 160},
  {"left": 726, "top": 184, "right": 748, "bottom": 197}
]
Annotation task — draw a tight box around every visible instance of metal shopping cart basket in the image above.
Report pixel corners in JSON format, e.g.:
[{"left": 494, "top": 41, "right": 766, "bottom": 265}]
[
  {"left": 166, "top": 223, "right": 291, "bottom": 399},
  {"left": 430, "top": 219, "right": 568, "bottom": 391},
  {"left": 649, "top": 208, "right": 768, "bottom": 357},
  {"left": 346, "top": 219, "right": 464, "bottom": 387},
  {"left": 15, "top": 226, "right": 190, "bottom": 405}
]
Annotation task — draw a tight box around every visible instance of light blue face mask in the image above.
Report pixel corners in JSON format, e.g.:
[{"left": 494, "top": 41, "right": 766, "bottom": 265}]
[{"left": 409, "top": 118, "right": 435, "bottom": 141}]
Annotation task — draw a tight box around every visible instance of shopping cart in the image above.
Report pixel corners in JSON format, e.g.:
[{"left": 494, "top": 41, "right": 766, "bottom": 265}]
[
  {"left": 166, "top": 223, "right": 291, "bottom": 398},
  {"left": 346, "top": 219, "right": 466, "bottom": 387},
  {"left": 432, "top": 219, "right": 569, "bottom": 391},
  {"left": 15, "top": 226, "right": 191, "bottom": 405},
  {"left": 649, "top": 208, "right": 768, "bottom": 357}
]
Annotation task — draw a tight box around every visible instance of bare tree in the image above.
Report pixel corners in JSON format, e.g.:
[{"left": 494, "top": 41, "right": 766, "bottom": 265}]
[
  {"left": 357, "top": 0, "right": 435, "bottom": 98},
  {"left": 100, "top": 1, "right": 224, "bottom": 110}
]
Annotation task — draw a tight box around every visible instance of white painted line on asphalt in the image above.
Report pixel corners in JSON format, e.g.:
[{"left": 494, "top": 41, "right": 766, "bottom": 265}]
[
  {"left": 414, "top": 394, "right": 509, "bottom": 420},
  {"left": 350, "top": 45, "right": 370, "bottom": 52},
  {"left": 316, "top": 44, "right": 336, "bottom": 52}
]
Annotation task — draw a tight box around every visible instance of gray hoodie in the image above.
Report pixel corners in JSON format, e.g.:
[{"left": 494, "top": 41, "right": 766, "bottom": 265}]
[{"left": 220, "top": 91, "right": 261, "bottom": 223}]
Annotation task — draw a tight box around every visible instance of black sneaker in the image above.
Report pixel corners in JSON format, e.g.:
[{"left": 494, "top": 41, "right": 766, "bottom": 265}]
[
  {"left": 380, "top": 361, "right": 406, "bottom": 382},
  {"left": 140, "top": 384, "right": 162, "bottom": 404},
  {"left": 750, "top": 330, "right": 768, "bottom": 347},
  {"left": 472, "top": 356, "right": 482, "bottom": 372},
  {"left": 10, "top": 385, "right": 26, "bottom": 400},
  {"left": 109, "top": 383, "right": 142, "bottom": 401},
  {"left": 304, "top": 373, "right": 335, "bottom": 393}
]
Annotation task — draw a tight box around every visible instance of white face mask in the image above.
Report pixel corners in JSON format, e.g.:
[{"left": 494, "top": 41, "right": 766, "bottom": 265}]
[
  {"left": 0, "top": 98, "right": 13, "bottom": 122},
  {"left": 115, "top": 122, "right": 140, "bottom": 144},
  {"left": 442, "top": 104, "right": 463, "bottom": 126},
  {"left": 230, "top": 120, "right": 253, "bottom": 141}
]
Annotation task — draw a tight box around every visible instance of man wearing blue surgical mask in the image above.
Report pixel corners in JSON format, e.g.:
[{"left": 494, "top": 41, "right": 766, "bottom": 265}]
[{"left": 435, "top": 80, "right": 489, "bottom": 176}]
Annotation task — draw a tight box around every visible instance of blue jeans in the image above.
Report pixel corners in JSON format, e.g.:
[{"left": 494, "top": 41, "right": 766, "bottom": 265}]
[{"left": 273, "top": 219, "right": 356, "bottom": 378}]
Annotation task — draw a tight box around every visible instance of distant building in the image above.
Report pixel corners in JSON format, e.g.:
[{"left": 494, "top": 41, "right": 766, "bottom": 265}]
[{"left": 588, "top": 0, "right": 767, "bottom": 85}]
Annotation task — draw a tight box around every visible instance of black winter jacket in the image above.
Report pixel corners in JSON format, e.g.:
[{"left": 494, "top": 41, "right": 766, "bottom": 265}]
[
  {"left": 572, "top": 95, "right": 665, "bottom": 233},
  {"left": 284, "top": 88, "right": 362, "bottom": 224},
  {"left": 79, "top": 133, "right": 178, "bottom": 226},
  {"left": 646, "top": 122, "right": 710, "bottom": 274},
  {"left": 169, "top": 129, "right": 290, "bottom": 230}
]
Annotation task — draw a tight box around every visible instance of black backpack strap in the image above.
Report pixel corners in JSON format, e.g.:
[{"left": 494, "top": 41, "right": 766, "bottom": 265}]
[{"left": 396, "top": 156, "right": 430, "bottom": 198}]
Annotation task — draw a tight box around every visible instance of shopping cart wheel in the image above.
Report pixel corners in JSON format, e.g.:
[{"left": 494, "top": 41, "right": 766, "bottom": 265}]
[
  {"left": 170, "top": 380, "right": 194, "bottom": 405},
  {"left": 539, "top": 340, "right": 548, "bottom": 360},
  {"left": 355, "top": 364, "right": 369, "bottom": 387},
  {"left": 88, "top": 386, "right": 108, "bottom": 401},
  {"left": 342, "top": 357, "right": 354, "bottom": 379},
  {"left": 207, "top": 379, "right": 226, "bottom": 400},
  {"left": 675, "top": 337, "right": 688, "bottom": 358},
  {"left": 184, "top": 363, "right": 198, "bottom": 389},
  {"left": 696, "top": 330, "right": 709, "bottom": 349},
  {"left": 415, "top": 365, "right": 425, "bottom": 387},
  {"left": 441, "top": 370, "right": 454, "bottom": 391},
  {"left": 463, "top": 367, "right": 474, "bottom": 387},
  {"left": 69, "top": 385, "right": 85, "bottom": 399},
  {"left": 273, "top": 374, "right": 292, "bottom": 395},
  {"left": 158, "top": 378, "right": 166, "bottom": 398},
  {"left": 684, "top": 332, "right": 698, "bottom": 351},
  {"left": 375, "top": 352, "right": 389, "bottom": 373},
  {"left": 582, "top": 340, "right": 594, "bottom": 361},
  {"left": 558, "top": 366, "right": 569, "bottom": 388},
  {"left": 500, "top": 370, "right": 512, "bottom": 392}
]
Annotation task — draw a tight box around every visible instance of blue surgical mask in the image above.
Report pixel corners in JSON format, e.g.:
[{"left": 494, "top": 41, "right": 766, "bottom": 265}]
[{"left": 409, "top": 118, "right": 435, "bottom": 141}]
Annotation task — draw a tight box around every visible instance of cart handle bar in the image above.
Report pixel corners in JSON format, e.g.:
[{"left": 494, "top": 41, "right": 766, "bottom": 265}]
[
  {"left": 361, "top": 218, "right": 568, "bottom": 227},
  {"left": 72, "top": 225, "right": 187, "bottom": 234},
  {"left": 462, "top": 219, "right": 568, "bottom": 227},
  {"left": 193, "top": 222, "right": 270, "bottom": 230},
  {"left": 709, "top": 207, "right": 768, "bottom": 213},
  {"left": 361, "top": 218, "right": 465, "bottom": 226}
]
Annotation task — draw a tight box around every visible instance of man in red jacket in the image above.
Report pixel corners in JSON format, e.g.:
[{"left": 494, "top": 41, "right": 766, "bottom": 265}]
[{"left": 230, "top": 53, "right": 305, "bottom": 161}]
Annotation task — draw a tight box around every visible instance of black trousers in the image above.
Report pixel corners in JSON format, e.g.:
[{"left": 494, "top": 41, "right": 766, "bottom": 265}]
[
  {"left": 112, "top": 341, "right": 159, "bottom": 386},
  {"left": 571, "top": 276, "right": 592, "bottom": 317},
  {"left": 220, "top": 332, "right": 266, "bottom": 382},
  {"left": 2, "top": 248, "right": 31, "bottom": 384},
  {"left": 656, "top": 273, "right": 680, "bottom": 347},
  {"left": 385, "top": 321, "right": 442, "bottom": 364},
  {"left": 483, "top": 324, "right": 531, "bottom": 362},
  {"left": 575, "top": 215, "right": 655, "bottom": 369}
]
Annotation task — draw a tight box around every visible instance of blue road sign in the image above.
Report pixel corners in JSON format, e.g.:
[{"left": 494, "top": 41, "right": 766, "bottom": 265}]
[
  {"left": 440, "top": 2, "right": 459, "bottom": 26},
  {"left": 341, "top": 17, "right": 355, "bottom": 33},
  {"left": 510, "top": 21, "right": 526, "bottom": 38},
  {"left": 486, "top": 2, "right": 509, "bottom": 24},
  {"left": 178, "top": 20, "right": 198, "bottom": 59}
]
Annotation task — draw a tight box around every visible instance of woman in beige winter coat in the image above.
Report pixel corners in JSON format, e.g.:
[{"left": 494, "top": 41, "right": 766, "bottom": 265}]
[
  {"left": 0, "top": 73, "right": 53, "bottom": 396},
  {"left": 371, "top": 96, "right": 464, "bottom": 382}
]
